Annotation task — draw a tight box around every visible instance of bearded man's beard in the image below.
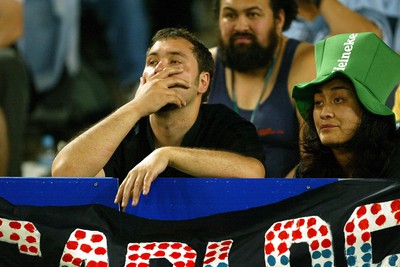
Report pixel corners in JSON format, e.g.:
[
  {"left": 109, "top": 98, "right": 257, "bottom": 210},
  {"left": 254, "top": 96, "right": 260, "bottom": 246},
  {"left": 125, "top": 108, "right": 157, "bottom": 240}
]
[{"left": 219, "top": 27, "right": 279, "bottom": 72}]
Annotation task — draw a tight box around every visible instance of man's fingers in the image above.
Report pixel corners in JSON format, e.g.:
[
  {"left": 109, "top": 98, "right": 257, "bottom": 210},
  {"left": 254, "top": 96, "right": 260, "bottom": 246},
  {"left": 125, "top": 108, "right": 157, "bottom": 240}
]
[
  {"left": 142, "top": 173, "right": 155, "bottom": 195},
  {"left": 165, "top": 93, "right": 187, "bottom": 107},
  {"left": 139, "top": 76, "right": 145, "bottom": 86},
  {"left": 131, "top": 174, "right": 145, "bottom": 206},
  {"left": 149, "top": 67, "right": 183, "bottom": 80},
  {"left": 121, "top": 179, "right": 134, "bottom": 208},
  {"left": 167, "top": 80, "right": 191, "bottom": 90},
  {"left": 114, "top": 187, "right": 123, "bottom": 204},
  {"left": 114, "top": 178, "right": 128, "bottom": 204},
  {"left": 116, "top": 171, "right": 140, "bottom": 208},
  {"left": 131, "top": 191, "right": 141, "bottom": 207},
  {"left": 162, "top": 67, "right": 184, "bottom": 78}
]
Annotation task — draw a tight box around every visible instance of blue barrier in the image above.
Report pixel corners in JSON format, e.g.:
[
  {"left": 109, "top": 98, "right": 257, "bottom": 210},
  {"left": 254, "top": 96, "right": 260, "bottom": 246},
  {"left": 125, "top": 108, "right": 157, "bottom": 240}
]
[
  {"left": 125, "top": 178, "right": 338, "bottom": 220},
  {"left": 0, "top": 177, "right": 119, "bottom": 209},
  {"left": 0, "top": 177, "right": 338, "bottom": 220}
]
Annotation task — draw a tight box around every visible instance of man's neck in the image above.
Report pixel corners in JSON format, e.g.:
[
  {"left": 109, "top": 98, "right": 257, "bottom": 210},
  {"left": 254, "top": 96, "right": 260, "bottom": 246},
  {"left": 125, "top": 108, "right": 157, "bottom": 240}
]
[
  {"left": 149, "top": 104, "right": 200, "bottom": 148},
  {"left": 234, "top": 66, "right": 269, "bottom": 77}
]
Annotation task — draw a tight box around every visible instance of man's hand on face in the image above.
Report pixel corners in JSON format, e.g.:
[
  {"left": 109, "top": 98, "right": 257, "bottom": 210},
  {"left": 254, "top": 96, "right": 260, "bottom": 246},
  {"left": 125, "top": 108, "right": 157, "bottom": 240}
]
[{"left": 132, "top": 67, "right": 190, "bottom": 117}]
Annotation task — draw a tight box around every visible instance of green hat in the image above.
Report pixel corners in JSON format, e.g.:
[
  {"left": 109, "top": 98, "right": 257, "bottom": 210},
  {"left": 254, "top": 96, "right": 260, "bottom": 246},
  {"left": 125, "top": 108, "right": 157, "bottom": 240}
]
[{"left": 292, "top": 32, "right": 400, "bottom": 120}]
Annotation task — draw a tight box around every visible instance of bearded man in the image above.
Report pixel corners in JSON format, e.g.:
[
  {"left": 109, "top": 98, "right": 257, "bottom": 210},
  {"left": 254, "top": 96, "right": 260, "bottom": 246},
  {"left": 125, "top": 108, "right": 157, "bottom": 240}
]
[{"left": 208, "top": 0, "right": 316, "bottom": 178}]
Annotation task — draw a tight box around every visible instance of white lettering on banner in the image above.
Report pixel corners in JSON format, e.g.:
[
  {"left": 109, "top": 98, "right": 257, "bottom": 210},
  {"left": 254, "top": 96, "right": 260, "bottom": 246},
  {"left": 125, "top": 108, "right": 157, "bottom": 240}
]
[
  {"left": 332, "top": 33, "right": 358, "bottom": 72},
  {"left": 1, "top": 198, "right": 400, "bottom": 266},
  {"left": 203, "top": 240, "right": 232, "bottom": 266},
  {"left": 124, "top": 241, "right": 197, "bottom": 266},
  {"left": 264, "top": 216, "right": 334, "bottom": 266},
  {"left": 0, "top": 217, "right": 41, "bottom": 256},
  {"left": 123, "top": 240, "right": 232, "bottom": 267},
  {"left": 59, "top": 229, "right": 108, "bottom": 267},
  {"left": 345, "top": 199, "right": 400, "bottom": 267}
]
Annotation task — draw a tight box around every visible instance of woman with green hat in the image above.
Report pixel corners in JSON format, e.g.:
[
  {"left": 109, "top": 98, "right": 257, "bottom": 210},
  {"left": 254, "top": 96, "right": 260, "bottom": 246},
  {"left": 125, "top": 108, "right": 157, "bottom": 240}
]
[{"left": 292, "top": 32, "right": 400, "bottom": 178}]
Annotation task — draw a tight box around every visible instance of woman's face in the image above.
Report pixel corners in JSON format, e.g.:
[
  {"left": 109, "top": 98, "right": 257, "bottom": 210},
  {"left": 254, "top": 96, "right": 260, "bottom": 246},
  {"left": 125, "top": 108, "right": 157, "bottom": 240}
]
[{"left": 313, "top": 78, "right": 363, "bottom": 148}]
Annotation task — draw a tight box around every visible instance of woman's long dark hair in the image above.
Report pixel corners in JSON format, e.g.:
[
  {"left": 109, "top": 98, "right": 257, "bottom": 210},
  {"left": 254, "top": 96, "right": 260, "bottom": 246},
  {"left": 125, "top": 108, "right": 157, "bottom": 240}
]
[{"left": 297, "top": 104, "right": 399, "bottom": 178}]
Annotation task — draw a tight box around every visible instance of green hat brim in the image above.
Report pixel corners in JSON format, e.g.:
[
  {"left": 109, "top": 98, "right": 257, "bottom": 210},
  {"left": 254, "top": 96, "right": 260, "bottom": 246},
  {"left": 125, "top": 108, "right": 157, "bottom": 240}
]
[{"left": 292, "top": 71, "right": 394, "bottom": 120}]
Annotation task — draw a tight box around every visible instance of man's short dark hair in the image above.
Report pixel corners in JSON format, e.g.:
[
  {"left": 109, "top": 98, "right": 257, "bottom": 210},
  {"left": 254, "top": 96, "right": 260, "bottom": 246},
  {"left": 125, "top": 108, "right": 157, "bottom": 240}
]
[
  {"left": 212, "top": 0, "right": 298, "bottom": 31},
  {"left": 148, "top": 28, "right": 215, "bottom": 101}
]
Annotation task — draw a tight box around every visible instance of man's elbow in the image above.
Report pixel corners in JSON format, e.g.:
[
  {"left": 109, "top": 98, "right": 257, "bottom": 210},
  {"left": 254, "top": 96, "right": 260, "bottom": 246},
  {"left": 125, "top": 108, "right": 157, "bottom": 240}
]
[
  {"left": 241, "top": 159, "right": 266, "bottom": 178},
  {"left": 52, "top": 157, "right": 105, "bottom": 177},
  {"left": 51, "top": 158, "right": 71, "bottom": 177},
  {"left": 253, "top": 160, "right": 266, "bottom": 178},
  {"left": 51, "top": 156, "right": 83, "bottom": 177}
]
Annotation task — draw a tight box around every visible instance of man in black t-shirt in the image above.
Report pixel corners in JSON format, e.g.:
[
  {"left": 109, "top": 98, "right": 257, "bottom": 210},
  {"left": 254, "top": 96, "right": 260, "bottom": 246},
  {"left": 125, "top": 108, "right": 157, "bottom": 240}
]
[{"left": 53, "top": 28, "right": 265, "bottom": 207}]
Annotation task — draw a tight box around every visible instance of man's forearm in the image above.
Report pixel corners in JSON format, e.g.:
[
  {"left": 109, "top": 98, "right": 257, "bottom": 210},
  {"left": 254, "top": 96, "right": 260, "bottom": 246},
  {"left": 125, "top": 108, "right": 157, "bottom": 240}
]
[
  {"left": 52, "top": 103, "right": 142, "bottom": 177},
  {"left": 163, "top": 146, "right": 265, "bottom": 178},
  {"left": 115, "top": 144, "right": 266, "bottom": 207},
  {"left": 320, "top": 0, "right": 381, "bottom": 37}
]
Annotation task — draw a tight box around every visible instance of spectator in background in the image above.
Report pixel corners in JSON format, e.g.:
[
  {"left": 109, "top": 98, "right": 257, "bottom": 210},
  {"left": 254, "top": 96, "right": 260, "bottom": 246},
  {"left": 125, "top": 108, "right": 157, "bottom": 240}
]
[
  {"left": 19, "top": 0, "right": 150, "bottom": 94},
  {"left": 284, "top": 0, "right": 394, "bottom": 47},
  {"left": 0, "top": 0, "right": 30, "bottom": 175},
  {"left": 82, "top": 0, "right": 150, "bottom": 95},
  {"left": 207, "top": 0, "right": 316, "bottom": 178},
  {"left": 339, "top": 1, "right": 399, "bottom": 49},
  {"left": 17, "top": 0, "right": 80, "bottom": 96},
  {"left": 17, "top": 0, "right": 149, "bottom": 138},
  {"left": 52, "top": 28, "right": 265, "bottom": 207},
  {"left": 292, "top": 32, "right": 400, "bottom": 178},
  {"left": 16, "top": 0, "right": 84, "bottom": 135},
  {"left": 367, "top": 1, "right": 400, "bottom": 121},
  {"left": 395, "top": 9, "right": 400, "bottom": 52}
]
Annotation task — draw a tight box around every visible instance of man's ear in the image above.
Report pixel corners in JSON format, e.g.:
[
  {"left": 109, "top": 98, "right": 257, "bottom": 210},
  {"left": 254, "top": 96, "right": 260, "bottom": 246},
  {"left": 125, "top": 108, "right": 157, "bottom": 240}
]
[
  {"left": 198, "top": 72, "right": 210, "bottom": 94},
  {"left": 276, "top": 9, "right": 285, "bottom": 33}
]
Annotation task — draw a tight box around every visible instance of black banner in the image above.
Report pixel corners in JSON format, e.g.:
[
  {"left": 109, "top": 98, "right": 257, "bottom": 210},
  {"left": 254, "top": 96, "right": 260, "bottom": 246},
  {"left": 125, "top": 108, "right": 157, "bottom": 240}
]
[{"left": 0, "top": 179, "right": 400, "bottom": 266}]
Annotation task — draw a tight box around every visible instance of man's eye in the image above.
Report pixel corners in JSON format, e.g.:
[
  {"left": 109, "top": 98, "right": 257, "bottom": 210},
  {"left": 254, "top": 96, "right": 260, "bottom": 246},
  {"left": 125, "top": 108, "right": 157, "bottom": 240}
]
[
  {"left": 223, "top": 12, "right": 236, "bottom": 19},
  {"left": 171, "top": 60, "right": 181, "bottom": 64},
  {"left": 148, "top": 60, "right": 158, "bottom": 66},
  {"left": 247, "top": 12, "right": 259, "bottom": 18},
  {"left": 334, "top": 97, "right": 344, "bottom": 103}
]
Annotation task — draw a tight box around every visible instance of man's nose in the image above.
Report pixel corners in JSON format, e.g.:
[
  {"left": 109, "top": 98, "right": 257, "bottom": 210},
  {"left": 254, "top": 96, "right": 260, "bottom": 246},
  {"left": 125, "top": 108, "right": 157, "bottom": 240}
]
[
  {"left": 234, "top": 14, "right": 250, "bottom": 32},
  {"left": 153, "top": 60, "right": 166, "bottom": 75}
]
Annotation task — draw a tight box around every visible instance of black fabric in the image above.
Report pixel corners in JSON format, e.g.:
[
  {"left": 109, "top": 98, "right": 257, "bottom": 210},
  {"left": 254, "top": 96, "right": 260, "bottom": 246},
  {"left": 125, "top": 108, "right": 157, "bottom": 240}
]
[
  {"left": 381, "top": 138, "right": 400, "bottom": 178},
  {"left": 0, "top": 179, "right": 400, "bottom": 266},
  {"left": 0, "top": 48, "right": 30, "bottom": 176},
  {"left": 294, "top": 138, "right": 400, "bottom": 178},
  {"left": 104, "top": 104, "right": 265, "bottom": 181}
]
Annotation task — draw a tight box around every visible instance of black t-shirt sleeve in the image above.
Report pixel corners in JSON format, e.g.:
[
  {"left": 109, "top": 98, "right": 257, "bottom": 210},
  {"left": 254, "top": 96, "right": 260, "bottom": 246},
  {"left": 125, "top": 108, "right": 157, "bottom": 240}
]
[
  {"left": 103, "top": 143, "right": 123, "bottom": 181},
  {"left": 198, "top": 104, "right": 265, "bottom": 168},
  {"left": 216, "top": 118, "right": 264, "bottom": 161}
]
